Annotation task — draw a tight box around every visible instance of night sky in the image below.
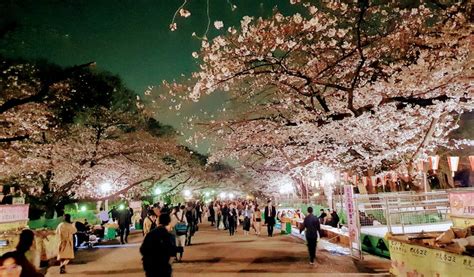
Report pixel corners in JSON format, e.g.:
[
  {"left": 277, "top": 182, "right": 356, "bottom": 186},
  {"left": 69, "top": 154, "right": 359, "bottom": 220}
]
[{"left": 0, "top": 0, "right": 295, "bottom": 152}]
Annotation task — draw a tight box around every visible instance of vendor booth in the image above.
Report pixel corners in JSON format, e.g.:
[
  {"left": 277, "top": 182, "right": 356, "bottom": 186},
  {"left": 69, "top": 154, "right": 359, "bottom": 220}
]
[{"left": 387, "top": 189, "right": 474, "bottom": 276}]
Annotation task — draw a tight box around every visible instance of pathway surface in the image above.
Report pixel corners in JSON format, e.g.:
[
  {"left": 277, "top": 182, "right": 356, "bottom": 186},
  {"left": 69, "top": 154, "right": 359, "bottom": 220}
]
[{"left": 46, "top": 224, "right": 390, "bottom": 277}]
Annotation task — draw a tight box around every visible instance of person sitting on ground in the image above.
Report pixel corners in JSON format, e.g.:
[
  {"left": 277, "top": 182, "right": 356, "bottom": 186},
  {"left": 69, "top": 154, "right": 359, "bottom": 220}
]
[
  {"left": 318, "top": 209, "right": 327, "bottom": 224},
  {"left": 324, "top": 209, "right": 332, "bottom": 225},
  {"left": 0, "top": 229, "right": 44, "bottom": 277},
  {"left": 140, "top": 213, "right": 177, "bottom": 277},
  {"left": 330, "top": 210, "right": 340, "bottom": 228}
]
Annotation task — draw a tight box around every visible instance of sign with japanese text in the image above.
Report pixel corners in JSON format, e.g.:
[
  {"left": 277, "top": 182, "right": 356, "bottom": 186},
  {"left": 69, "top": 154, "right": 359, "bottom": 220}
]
[
  {"left": 389, "top": 239, "right": 474, "bottom": 276},
  {"left": 0, "top": 204, "right": 29, "bottom": 223},
  {"left": 449, "top": 190, "right": 474, "bottom": 218},
  {"left": 344, "top": 185, "right": 361, "bottom": 257}
]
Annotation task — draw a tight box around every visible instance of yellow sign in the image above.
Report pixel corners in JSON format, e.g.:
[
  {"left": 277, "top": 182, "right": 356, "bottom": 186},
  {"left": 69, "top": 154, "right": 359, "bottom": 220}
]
[{"left": 389, "top": 239, "right": 474, "bottom": 276}]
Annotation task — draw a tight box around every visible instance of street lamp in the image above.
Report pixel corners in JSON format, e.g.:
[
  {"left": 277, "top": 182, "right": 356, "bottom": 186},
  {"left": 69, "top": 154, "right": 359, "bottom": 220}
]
[
  {"left": 183, "top": 190, "right": 191, "bottom": 198},
  {"left": 219, "top": 192, "right": 226, "bottom": 199},
  {"left": 154, "top": 187, "right": 162, "bottom": 195},
  {"left": 228, "top": 193, "right": 234, "bottom": 199},
  {"left": 80, "top": 206, "right": 87, "bottom": 212}
]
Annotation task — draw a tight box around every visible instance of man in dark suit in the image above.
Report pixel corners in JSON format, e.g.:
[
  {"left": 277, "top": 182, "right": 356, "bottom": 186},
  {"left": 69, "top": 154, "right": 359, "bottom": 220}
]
[
  {"left": 264, "top": 200, "right": 276, "bottom": 237},
  {"left": 300, "top": 207, "right": 323, "bottom": 265}
]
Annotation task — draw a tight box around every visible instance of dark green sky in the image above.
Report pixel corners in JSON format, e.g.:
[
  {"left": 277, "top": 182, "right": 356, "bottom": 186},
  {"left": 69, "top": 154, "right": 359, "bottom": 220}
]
[
  {"left": 0, "top": 0, "right": 296, "bottom": 152},
  {"left": 1, "top": 0, "right": 294, "bottom": 91}
]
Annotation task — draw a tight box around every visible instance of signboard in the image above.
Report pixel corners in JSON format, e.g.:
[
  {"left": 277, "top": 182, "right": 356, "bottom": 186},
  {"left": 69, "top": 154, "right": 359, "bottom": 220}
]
[
  {"left": 344, "top": 185, "right": 362, "bottom": 259},
  {"left": 449, "top": 190, "right": 474, "bottom": 218},
  {"left": 389, "top": 239, "right": 474, "bottom": 276},
  {"left": 0, "top": 204, "right": 29, "bottom": 223},
  {"left": 12, "top": 197, "right": 25, "bottom": 205}
]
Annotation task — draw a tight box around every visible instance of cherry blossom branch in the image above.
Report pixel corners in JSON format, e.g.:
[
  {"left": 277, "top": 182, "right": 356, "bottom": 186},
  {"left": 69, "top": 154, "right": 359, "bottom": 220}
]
[
  {"left": 96, "top": 176, "right": 156, "bottom": 201},
  {"left": 0, "top": 134, "right": 30, "bottom": 143}
]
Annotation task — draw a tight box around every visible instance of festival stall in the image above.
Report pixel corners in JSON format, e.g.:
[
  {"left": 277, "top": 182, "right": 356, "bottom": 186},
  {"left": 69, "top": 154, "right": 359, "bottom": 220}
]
[
  {"left": 387, "top": 189, "right": 474, "bottom": 276},
  {"left": 0, "top": 204, "right": 59, "bottom": 267}
]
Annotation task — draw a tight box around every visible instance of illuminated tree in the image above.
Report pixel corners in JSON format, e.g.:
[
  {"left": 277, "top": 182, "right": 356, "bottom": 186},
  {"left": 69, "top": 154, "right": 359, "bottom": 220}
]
[{"left": 162, "top": 0, "right": 473, "bottom": 190}]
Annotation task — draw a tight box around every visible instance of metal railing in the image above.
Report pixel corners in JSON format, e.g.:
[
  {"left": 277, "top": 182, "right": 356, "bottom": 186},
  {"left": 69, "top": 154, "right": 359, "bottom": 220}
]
[{"left": 354, "top": 191, "right": 450, "bottom": 234}]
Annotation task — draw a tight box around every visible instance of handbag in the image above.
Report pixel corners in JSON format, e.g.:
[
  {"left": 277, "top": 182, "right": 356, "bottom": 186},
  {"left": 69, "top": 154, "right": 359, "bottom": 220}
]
[{"left": 174, "top": 213, "right": 188, "bottom": 235}]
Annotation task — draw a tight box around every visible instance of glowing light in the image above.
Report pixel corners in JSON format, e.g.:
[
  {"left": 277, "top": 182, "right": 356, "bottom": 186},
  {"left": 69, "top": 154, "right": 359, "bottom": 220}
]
[
  {"left": 322, "top": 172, "right": 336, "bottom": 184},
  {"left": 119, "top": 204, "right": 125, "bottom": 210},
  {"left": 183, "top": 190, "right": 192, "bottom": 197},
  {"left": 219, "top": 192, "right": 226, "bottom": 199},
  {"left": 100, "top": 182, "right": 111, "bottom": 193},
  {"left": 204, "top": 191, "right": 210, "bottom": 197},
  {"left": 154, "top": 187, "right": 162, "bottom": 195},
  {"left": 279, "top": 183, "right": 293, "bottom": 194},
  {"left": 228, "top": 193, "right": 234, "bottom": 199},
  {"left": 80, "top": 206, "right": 87, "bottom": 212}
]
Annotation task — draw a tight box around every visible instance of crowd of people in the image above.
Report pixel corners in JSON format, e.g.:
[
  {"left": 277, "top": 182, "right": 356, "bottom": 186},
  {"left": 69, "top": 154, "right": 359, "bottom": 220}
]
[
  {"left": 0, "top": 198, "right": 338, "bottom": 277},
  {"left": 206, "top": 199, "right": 277, "bottom": 237},
  {"left": 139, "top": 201, "right": 204, "bottom": 276}
]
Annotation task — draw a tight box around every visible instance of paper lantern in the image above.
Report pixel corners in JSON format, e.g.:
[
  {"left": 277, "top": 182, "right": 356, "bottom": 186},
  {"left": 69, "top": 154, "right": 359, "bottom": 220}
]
[
  {"left": 416, "top": 160, "right": 426, "bottom": 172},
  {"left": 351, "top": 175, "right": 357, "bottom": 185},
  {"left": 370, "top": 176, "right": 377, "bottom": 186},
  {"left": 342, "top": 173, "right": 349, "bottom": 181},
  {"left": 429, "top": 155, "right": 440, "bottom": 172},
  {"left": 469, "top": 156, "right": 474, "bottom": 171},
  {"left": 362, "top": 176, "right": 368, "bottom": 187},
  {"left": 447, "top": 156, "right": 460, "bottom": 177}
]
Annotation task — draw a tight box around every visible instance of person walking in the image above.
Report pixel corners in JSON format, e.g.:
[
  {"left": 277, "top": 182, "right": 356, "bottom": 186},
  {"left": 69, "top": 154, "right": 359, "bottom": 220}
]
[
  {"left": 108, "top": 206, "right": 118, "bottom": 222},
  {"left": 56, "top": 214, "right": 77, "bottom": 274},
  {"left": 143, "top": 210, "right": 157, "bottom": 236},
  {"left": 171, "top": 205, "right": 188, "bottom": 262},
  {"left": 214, "top": 203, "right": 222, "bottom": 230},
  {"left": 118, "top": 208, "right": 131, "bottom": 244},
  {"left": 208, "top": 202, "right": 215, "bottom": 226},
  {"left": 140, "top": 213, "right": 177, "bottom": 277},
  {"left": 242, "top": 204, "right": 252, "bottom": 235},
  {"left": 228, "top": 203, "right": 237, "bottom": 236},
  {"left": 97, "top": 207, "right": 109, "bottom": 225},
  {"left": 222, "top": 204, "right": 229, "bottom": 230},
  {"left": 1, "top": 229, "right": 44, "bottom": 277},
  {"left": 253, "top": 206, "right": 262, "bottom": 235},
  {"left": 185, "top": 203, "right": 197, "bottom": 246},
  {"left": 299, "top": 207, "right": 323, "bottom": 265},
  {"left": 264, "top": 200, "right": 276, "bottom": 237}
]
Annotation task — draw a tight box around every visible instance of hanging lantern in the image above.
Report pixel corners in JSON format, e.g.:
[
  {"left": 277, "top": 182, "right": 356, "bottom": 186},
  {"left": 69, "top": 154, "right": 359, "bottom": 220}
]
[
  {"left": 447, "top": 156, "right": 460, "bottom": 177},
  {"left": 416, "top": 160, "right": 426, "bottom": 172},
  {"left": 370, "top": 176, "right": 377, "bottom": 186},
  {"left": 429, "top": 155, "right": 440, "bottom": 172},
  {"left": 351, "top": 175, "right": 357, "bottom": 185},
  {"left": 342, "top": 173, "right": 349, "bottom": 182},
  {"left": 469, "top": 156, "right": 474, "bottom": 171},
  {"left": 362, "top": 176, "right": 368, "bottom": 187},
  {"left": 391, "top": 173, "right": 398, "bottom": 182}
]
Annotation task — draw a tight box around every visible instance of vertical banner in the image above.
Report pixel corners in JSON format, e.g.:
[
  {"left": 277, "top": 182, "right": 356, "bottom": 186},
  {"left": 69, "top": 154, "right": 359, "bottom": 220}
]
[{"left": 344, "top": 185, "right": 362, "bottom": 259}]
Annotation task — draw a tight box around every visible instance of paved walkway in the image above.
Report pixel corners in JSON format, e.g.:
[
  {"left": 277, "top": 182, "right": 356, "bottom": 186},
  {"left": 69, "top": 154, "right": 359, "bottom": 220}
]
[{"left": 46, "top": 224, "right": 390, "bottom": 277}]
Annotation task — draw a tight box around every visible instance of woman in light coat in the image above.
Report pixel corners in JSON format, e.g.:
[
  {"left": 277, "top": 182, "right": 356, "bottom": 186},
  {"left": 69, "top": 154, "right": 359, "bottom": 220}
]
[
  {"left": 56, "top": 214, "right": 77, "bottom": 274},
  {"left": 170, "top": 206, "right": 187, "bottom": 262}
]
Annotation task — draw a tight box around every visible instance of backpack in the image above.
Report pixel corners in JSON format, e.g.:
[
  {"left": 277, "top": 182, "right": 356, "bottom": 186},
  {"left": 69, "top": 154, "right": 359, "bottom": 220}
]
[
  {"left": 148, "top": 216, "right": 157, "bottom": 230},
  {"left": 174, "top": 212, "right": 188, "bottom": 236}
]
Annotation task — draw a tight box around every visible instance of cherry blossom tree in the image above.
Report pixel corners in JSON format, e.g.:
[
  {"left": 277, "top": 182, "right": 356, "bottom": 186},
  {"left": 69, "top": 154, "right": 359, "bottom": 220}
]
[{"left": 160, "top": 0, "right": 473, "bottom": 194}]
